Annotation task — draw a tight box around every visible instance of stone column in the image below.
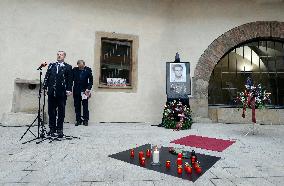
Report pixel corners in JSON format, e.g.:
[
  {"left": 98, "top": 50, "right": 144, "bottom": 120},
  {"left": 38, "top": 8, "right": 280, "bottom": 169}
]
[{"left": 189, "top": 77, "right": 211, "bottom": 122}]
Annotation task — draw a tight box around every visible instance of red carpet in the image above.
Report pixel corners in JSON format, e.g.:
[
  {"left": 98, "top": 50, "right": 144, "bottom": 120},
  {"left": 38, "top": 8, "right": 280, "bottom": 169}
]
[{"left": 171, "top": 135, "right": 235, "bottom": 152}]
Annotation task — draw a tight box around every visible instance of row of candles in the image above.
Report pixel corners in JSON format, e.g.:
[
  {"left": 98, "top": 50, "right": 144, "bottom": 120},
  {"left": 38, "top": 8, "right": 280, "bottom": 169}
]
[{"left": 130, "top": 148, "right": 202, "bottom": 174}]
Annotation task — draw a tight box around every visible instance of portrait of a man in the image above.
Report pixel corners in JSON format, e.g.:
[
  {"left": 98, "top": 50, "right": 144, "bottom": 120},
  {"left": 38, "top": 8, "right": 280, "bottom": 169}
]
[
  {"left": 166, "top": 62, "right": 191, "bottom": 97},
  {"left": 170, "top": 63, "right": 186, "bottom": 82}
]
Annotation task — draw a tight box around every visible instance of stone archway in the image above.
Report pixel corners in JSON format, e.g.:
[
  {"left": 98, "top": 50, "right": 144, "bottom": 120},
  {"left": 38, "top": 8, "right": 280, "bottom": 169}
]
[{"left": 191, "top": 21, "right": 284, "bottom": 120}]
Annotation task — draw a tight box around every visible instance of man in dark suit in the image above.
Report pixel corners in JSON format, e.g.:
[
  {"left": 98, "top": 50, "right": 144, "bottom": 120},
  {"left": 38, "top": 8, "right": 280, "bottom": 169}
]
[
  {"left": 43, "top": 51, "right": 73, "bottom": 137},
  {"left": 72, "top": 60, "right": 93, "bottom": 126}
]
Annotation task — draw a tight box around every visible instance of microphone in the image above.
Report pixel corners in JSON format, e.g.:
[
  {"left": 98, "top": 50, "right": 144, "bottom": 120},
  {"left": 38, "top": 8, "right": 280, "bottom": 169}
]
[{"left": 37, "top": 62, "right": 48, "bottom": 70}]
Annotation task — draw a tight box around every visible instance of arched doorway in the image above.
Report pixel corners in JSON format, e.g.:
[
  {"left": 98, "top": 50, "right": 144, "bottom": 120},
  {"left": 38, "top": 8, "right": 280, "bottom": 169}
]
[
  {"left": 209, "top": 39, "right": 284, "bottom": 107},
  {"left": 192, "top": 21, "right": 284, "bottom": 119}
]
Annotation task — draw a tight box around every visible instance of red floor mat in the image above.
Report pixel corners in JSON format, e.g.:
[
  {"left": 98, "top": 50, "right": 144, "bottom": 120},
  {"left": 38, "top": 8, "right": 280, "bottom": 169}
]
[{"left": 171, "top": 135, "right": 235, "bottom": 152}]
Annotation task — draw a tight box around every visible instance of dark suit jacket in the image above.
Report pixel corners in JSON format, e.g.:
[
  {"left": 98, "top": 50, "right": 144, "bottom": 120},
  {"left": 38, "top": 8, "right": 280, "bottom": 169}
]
[
  {"left": 72, "top": 66, "right": 93, "bottom": 95},
  {"left": 43, "top": 62, "right": 73, "bottom": 97}
]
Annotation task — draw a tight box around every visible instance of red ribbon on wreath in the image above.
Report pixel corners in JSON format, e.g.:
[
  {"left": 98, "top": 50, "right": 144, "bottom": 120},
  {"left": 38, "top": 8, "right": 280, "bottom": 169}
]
[
  {"left": 241, "top": 90, "right": 256, "bottom": 123},
  {"left": 251, "top": 96, "right": 256, "bottom": 123}
]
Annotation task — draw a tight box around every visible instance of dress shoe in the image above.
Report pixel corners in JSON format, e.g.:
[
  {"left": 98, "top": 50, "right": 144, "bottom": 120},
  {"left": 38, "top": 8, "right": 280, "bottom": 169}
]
[
  {"left": 75, "top": 121, "right": 81, "bottom": 126},
  {"left": 57, "top": 130, "right": 64, "bottom": 138},
  {"left": 47, "top": 130, "right": 56, "bottom": 137},
  {"left": 83, "top": 120, "right": 88, "bottom": 126}
]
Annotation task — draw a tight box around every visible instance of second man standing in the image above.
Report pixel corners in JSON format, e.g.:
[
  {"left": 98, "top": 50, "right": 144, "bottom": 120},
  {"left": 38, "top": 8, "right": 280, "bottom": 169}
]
[{"left": 73, "top": 60, "right": 93, "bottom": 126}]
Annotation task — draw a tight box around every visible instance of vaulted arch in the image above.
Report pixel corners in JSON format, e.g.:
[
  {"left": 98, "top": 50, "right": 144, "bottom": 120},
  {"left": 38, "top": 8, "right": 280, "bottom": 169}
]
[{"left": 192, "top": 21, "right": 284, "bottom": 118}]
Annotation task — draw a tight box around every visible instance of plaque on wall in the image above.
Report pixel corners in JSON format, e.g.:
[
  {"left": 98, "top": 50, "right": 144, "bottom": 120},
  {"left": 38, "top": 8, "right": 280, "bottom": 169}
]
[{"left": 166, "top": 62, "right": 191, "bottom": 98}]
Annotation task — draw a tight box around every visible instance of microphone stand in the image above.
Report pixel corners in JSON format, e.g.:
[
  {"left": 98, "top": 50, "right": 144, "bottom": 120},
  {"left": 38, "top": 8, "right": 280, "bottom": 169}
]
[
  {"left": 19, "top": 67, "right": 48, "bottom": 144},
  {"left": 35, "top": 87, "right": 55, "bottom": 144}
]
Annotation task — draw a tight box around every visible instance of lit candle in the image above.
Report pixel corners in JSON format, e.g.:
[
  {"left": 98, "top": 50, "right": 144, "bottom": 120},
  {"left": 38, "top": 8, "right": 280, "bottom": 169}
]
[
  {"left": 191, "top": 156, "right": 196, "bottom": 164},
  {"left": 177, "top": 158, "right": 182, "bottom": 166},
  {"left": 196, "top": 166, "right": 202, "bottom": 174},
  {"left": 194, "top": 161, "right": 201, "bottom": 170},
  {"left": 152, "top": 147, "right": 159, "bottom": 164},
  {"left": 184, "top": 162, "right": 192, "bottom": 174},
  {"left": 146, "top": 149, "right": 151, "bottom": 158},
  {"left": 130, "top": 149, "right": 134, "bottom": 158},
  {"left": 166, "top": 160, "right": 171, "bottom": 169},
  {"left": 177, "top": 165, "right": 183, "bottom": 174},
  {"left": 187, "top": 165, "right": 192, "bottom": 174},
  {"left": 139, "top": 151, "right": 144, "bottom": 161},
  {"left": 185, "top": 165, "right": 188, "bottom": 172},
  {"left": 140, "top": 157, "right": 146, "bottom": 166},
  {"left": 190, "top": 150, "right": 196, "bottom": 165}
]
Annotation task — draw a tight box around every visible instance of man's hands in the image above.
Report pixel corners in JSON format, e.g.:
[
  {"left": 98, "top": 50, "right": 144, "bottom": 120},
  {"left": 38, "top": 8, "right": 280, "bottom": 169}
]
[
  {"left": 43, "top": 89, "right": 72, "bottom": 96},
  {"left": 85, "top": 89, "right": 91, "bottom": 97},
  {"left": 66, "top": 91, "right": 72, "bottom": 96}
]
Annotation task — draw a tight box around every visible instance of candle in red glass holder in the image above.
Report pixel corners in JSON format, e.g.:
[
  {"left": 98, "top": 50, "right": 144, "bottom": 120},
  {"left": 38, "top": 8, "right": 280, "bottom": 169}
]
[
  {"left": 184, "top": 162, "right": 188, "bottom": 171},
  {"left": 177, "top": 158, "right": 182, "bottom": 166},
  {"left": 177, "top": 153, "right": 183, "bottom": 158},
  {"left": 196, "top": 166, "right": 202, "bottom": 174},
  {"left": 139, "top": 151, "right": 144, "bottom": 161},
  {"left": 190, "top": 150, "right": 197, "bottom": 164},
  {"left": 185, "top": 163, "right": 192, "bottom": 174},
  {"left": 191, "top": 156, "right": 196, "bottom": 164},
  {"left": 194, "top": 161, "right": 200, "bottom": 170},
  {"left": 187, "top": 165, "right": 192, "bottom": 174},
  {"left": 130, "top": 149, "right": 134, "bottom": 158},
  {"left": 146, "top": 149, "right": 151, "bottom": 158},
  {"left": 177, "top": 165, "right": 183, "bottom": 174},
  {"left": 193, "top": 163, "right": 198, "bottom": 170},
  {"left": 166, "top": 160, "right": 171, "bottom": 169},
  {"left": 140, "top": 157, "right": 146, "bottom": 166}
]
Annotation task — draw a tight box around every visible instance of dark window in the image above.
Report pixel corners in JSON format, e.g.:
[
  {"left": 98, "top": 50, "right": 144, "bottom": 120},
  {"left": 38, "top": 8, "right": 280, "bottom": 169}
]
[{"left": 100, "top": 38, "right": 132, "bottom": 87}]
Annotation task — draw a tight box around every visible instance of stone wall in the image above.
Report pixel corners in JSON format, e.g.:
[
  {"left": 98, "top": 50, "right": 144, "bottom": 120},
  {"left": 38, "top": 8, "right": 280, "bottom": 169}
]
[{"left": 209, "top": 107, "right": 284, "bottom": 125}]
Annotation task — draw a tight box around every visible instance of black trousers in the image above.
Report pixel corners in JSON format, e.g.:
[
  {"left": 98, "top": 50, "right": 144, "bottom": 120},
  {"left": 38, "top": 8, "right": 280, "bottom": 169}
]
[
  {"left": 48, "top": 95, "right": 66, "bottom": 131},
  {"left": 73, "top": 94, "right": 89, "bottom": 122}
]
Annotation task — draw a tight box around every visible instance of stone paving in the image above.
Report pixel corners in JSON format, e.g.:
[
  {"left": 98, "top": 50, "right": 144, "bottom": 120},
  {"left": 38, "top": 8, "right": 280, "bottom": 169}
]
[{"left": 0, "top": 122, "right": 284, "bottom": 186}]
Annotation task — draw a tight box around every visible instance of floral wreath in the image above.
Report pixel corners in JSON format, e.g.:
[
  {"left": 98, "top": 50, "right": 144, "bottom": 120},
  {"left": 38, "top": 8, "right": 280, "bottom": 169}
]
[
  {"left": 235, "top": 77, "right": 271, "bottom": 123},
  {"left": 161, "top": 100, "right": 193, "bottom": 130}
]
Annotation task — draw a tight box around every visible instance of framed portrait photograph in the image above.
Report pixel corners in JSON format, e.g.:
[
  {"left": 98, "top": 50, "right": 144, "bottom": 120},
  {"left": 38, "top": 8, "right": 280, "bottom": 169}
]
[
  {"left": 166, "top": 62, "right": 191, "bottom": 98},
  {"left": 170, "top": 63, "right": 186, "bottom": 82}
]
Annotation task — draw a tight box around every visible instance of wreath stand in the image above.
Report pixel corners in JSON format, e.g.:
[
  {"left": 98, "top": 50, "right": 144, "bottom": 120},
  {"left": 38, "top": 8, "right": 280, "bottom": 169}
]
[
  {"left": 244, "top": 122, "right": 260, "bottom": 136},
  {"left": 243, "top": 96, "right": 260, "bottom": 136}
]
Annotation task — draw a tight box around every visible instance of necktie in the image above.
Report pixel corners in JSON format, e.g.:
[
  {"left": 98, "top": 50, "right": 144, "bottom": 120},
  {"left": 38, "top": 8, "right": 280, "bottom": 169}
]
[{"left": 56, "top": 62, "right": 59, "bottom": 74}]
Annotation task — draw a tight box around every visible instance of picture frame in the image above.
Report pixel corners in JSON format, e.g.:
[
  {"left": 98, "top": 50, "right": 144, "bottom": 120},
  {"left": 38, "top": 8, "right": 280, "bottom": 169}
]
[{"left": 166, "top": 62, "right": 191, "bottom": 98}]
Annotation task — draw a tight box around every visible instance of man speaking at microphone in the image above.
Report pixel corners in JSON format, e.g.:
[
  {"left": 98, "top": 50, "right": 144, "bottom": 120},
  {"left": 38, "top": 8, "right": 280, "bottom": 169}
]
[{"left": 43, "top": 51, "right": 72, "bottom": 138}]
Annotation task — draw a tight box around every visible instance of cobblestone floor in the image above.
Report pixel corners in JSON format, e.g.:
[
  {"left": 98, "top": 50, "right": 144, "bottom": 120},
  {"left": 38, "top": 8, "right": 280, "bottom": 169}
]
[{"left": 0, "top": 122, "right": 283, "bottom": 186}]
